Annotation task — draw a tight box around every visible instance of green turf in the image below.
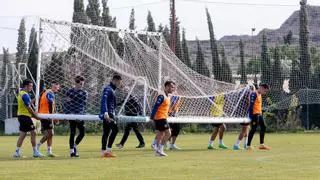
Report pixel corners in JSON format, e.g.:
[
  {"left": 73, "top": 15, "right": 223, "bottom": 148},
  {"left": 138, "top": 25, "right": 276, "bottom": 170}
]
[{"left": 0, "top": 133, "right": 319, "bottom": 180}]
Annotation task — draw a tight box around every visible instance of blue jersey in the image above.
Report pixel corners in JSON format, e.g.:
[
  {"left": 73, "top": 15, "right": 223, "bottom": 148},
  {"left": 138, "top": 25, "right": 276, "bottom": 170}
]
[
  {"left": 99, "top": 83, "right": 117, "bottom": 119},
  {"left": 63, "top": 88, "right": 88, "bottom": 114}
]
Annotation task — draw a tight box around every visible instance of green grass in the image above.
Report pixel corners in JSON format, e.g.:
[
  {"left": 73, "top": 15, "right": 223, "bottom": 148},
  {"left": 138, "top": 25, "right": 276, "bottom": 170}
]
[{"left": 1, "top": 133, "right": 320, "bottom": 180}]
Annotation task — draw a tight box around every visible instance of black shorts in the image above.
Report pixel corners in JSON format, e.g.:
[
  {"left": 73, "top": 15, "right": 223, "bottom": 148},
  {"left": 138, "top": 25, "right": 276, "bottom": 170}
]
[
  {"left": 240, "top": 123, "right": 250, "bottom": 126},
  {"left": 41, "top": 119, "right": 53, "bottom": 131},
  {"left": 154, "top": 119, "right": 169, "bottom": 131},
  {"left": 211, "top": 123, "right": 223, "bottom": 128},
  {"left": 18, "top": 115, "right": 35, "bottom": 132}
]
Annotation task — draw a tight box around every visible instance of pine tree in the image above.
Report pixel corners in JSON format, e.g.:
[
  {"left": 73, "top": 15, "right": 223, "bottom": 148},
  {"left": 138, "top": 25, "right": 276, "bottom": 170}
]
[
  {"left": 1, "top": 47, "right": 9, "bottom": 88},
  {"left": 220, "top": 45, "right": 233, "bottom": 83},
  {"left": 272, "top": 47, "right": 283, "bottom": 90},
  {"left": 101, "top": 0, "right": 112, "bottom": 27},
  {"left": 72, "top": 0, "right": 88, "bottom": 24},
  {"left": 128, "top": 8, "right": 135, "bottom": 30},
  {"left": 86, "top": 0, "right": 101, "bottom": 25},
  {"left": 16, "top": 18, "right": 27, "bottom": 68},
  {"left": 181, "top": 28, "right": 192, "bottom": 68},
  {"left": 206, "top": 8, "right": 221, "bottom": 81},
  {"left": 299, "top": 0, "right": 310, "bottom": 88},
  {"left": 239, "top": 40, "right": 247, "bottom": 84},
  {"left": 174, "top": 20, "right": 183, "bottom": 60},
  {"left": 43, "top": 52, "right": 65, "bottom": 85},
  {"left": 27, "top": 27, "right": 38, "bottom": 82},
  {"left": 147, "top": 11, "right": 156, "bottom": 32},
  {"left": 195, "top": 38, "right": 210, "bottom": 77},
  {"left": 260, "top": 31, "right": 271, "bottom": 84}
]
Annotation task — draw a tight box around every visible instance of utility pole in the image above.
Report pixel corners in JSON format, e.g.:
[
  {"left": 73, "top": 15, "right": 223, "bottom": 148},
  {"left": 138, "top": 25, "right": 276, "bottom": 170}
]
[
  {"left": 251, "top": 27, "right": 258, "bottom": 86},
  {"left": 170, "top": 0, "right": 176, "bottom": 53}
]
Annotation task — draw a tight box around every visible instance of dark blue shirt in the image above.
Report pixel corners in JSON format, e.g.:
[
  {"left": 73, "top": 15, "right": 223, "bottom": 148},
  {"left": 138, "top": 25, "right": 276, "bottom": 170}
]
[
  {"left": 63, "top": 88, "right": 88, "bottom": 114},
  {"left": 99, "top": 83, "right": 117, "bottom": 120}
]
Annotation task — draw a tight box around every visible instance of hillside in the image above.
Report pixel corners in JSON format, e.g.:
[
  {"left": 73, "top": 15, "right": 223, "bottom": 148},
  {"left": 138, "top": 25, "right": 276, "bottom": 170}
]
[{"left": 187, "top": 6, "right": 320, "bottom": 73}]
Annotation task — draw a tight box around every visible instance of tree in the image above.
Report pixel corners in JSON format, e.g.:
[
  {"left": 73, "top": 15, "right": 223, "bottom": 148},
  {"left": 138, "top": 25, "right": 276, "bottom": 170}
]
[
  {"left": 260, "top": 31, "right": 271, "bottom": 84},
  {"left": 16, "top": 18, "right": 27, "bottom": 68},
  {"left": 239, "top": 40, "right": 247, "bottom": 84},
  {"left": 27, "top": 27, "right": 38, "bottom": 83},
  {"left": 1, "top": 48, "right": 9, "bottom": 88},
  {"left": 86, "top": 0, "right": 101, "bottom": 25},
  {"left": 220, "top": 45, "right": 233, "bottom": 83},
  {"left": 206, "top": 8, "right": 221, "bottom": 81},
  {"left": 43, "top": 52, "right": 65, "bottom": 86},
  {"left": 147, "top": 11, "right": 156, "bottom": 32},
  {"left": 129, "top": 8, "right": 135, "bottom": 30},
  {"left": 174, "top": 20, "right": 183, "bottom": 60},
  {"left": 246, "top": 56, "right": 260, "bottom": 75},
  {"left": 72, "top": 0, "right": 88, "bottom": 24},
  {"left": 289, "top": 59, "right": 301, "bottom": 93},
  {"left": 283, "top": 30, "right": 293, "bottom": 45},
  {"left": 195, "top": 38, "right": 210, "bottom": 77},
  {"left": 272, "top": 47, "right": 283, "bottom": 90},
  {"left": 181, "top": 28, "right": 192, "bottom": 68},
  {"left": 299, "top": 0, "right": 310, "bottom": 88}
]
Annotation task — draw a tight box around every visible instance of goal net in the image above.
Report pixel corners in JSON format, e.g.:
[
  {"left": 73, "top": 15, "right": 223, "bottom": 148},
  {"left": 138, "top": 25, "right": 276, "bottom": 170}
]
[{"left": 38, "top": 18, "right": 251, "bottom": 123}]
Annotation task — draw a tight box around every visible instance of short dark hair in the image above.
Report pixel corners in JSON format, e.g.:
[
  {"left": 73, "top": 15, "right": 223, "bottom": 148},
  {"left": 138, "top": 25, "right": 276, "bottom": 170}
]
[
  {"left": 259, "top": 83, "right": 270, "bottom": 90},
  {"left": 75, "top": 75, "right": 85, "bottom": 83},
  {"left": 22, "top": 79, "right": 33, "bottom": 88},
  {"left": 112, "top": 74, "right": 122, "bottom": 80},
  {"left": 51, "top": 81, "right": 59, "bottom": 85},
  {"left": 164, "top": 80, "right": 175, "bottom": 87}
]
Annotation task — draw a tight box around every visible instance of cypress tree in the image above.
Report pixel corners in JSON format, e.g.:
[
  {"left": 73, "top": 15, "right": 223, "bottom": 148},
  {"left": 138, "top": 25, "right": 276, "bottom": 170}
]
[
  {"left": 261, "top": 31, "right": 271, "bottom": 84},
  {"left": 220, "top": 45, "right": 233, "bottom": 83},
  {"left": 27, "top": 27, "right": 38, "bottom": 82},
  {"left": 181, "top": 28, "right": 192, "bottom": 68},
  {"left": 272, "top": 47, "right": 283, "bottom": 90},
  {"left": 239, "top": 40, "right": 247, "bottom": 84},
  {"left": 195, "top": 38, "right": 210, "bottom": 77},
  {"left": 299, "top": 0, "right": 310, "bottom": 88},
  {"left": 16, "top": 18, "right": 27, "bottom": 68},
  {"left": 86, "top": 0, "right": 101, "bottom": 25},
  {"left": 206, "top": 8, "right": 221, "bottom": 81}
]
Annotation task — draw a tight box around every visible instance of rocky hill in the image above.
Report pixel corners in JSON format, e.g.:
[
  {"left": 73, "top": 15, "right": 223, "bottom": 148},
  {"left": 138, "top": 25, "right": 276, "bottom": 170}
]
[{"left": 187, "top": 6, "right": 320, "bottom": 73}]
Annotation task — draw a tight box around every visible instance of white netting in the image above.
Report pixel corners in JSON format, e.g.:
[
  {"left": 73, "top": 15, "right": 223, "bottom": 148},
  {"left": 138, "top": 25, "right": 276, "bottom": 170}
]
[{"left": 39, "top": 18, "right": 250, "bottom": 123}]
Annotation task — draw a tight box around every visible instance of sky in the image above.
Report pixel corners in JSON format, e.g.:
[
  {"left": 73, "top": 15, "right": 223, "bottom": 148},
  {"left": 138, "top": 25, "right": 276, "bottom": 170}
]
[{"left": 1, "top": 0, "right": 320, "bottom": 52}]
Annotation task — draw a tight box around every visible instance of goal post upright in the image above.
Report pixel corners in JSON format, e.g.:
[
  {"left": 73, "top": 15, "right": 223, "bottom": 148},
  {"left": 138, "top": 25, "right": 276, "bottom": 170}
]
[{"left": 35, "top": 18, "right": 43, "bottom": 112}]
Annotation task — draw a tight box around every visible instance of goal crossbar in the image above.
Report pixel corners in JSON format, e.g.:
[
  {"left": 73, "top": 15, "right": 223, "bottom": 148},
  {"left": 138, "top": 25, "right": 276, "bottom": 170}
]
[{"left": 38, "top": 114, "right": 250, "bottom": 124}]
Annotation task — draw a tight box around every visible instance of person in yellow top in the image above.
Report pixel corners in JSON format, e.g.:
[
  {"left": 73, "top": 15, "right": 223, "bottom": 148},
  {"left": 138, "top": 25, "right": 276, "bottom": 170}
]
[
  {"left": 150, "top": 81, "right": 176, "bottom": 157},
  {"left": 207, "top": 94, "right": 228, "bottom": 150},
  {"left": 13, "top": 79, "right": 42, "bottom": 158},
  {"left": 36, "top": 81, "right": 60, "bottom": 157}
]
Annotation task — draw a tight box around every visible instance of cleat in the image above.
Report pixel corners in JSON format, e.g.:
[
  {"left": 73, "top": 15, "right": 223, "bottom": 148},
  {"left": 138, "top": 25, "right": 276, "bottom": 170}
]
[
  {"left": 47, "top": 152, "right": 58, "bottom": 157},
  {"left": 151, "top": 143, "right": 157, "bottom": 151},
  {"left": 33, "top": 151, "right": 44, "bottom": 158},
  {"left": 136, "top": 144, "right": 145, "bottom": 148},
  {"left": 170, "top": 144, "right": 181, "bottom": 150},
  {"left": 13, "top": 153, "right": 21, "bottom": 158},
  {"left": 70, "top": 152, "right": 79, "bottom": 157},
  {"left": 207, "top": 145, "right": 217, "bottom": 150},
  {"left": 219, "top": 144, "right": 228, "bottom": 149},
  {"left": 156, "top": 150, "right": 167, "bottom": 157},
  {"left": 233, "top": 144, "right": 242, "bottom": 150},
  {"left": 116, "top": 143, "right": 124, "bottom": 149},
  {"left": 246, "top": 146, "right": 254, "bottom": 151},
  {"left": 259, "top": 144, "right": 271, "bottom": 150},
  {"left": 102, "top": 152, "right": 116, "bottom": 158},
  {"left": 244, "top": 143, "right": 248, "bottom": 149}
]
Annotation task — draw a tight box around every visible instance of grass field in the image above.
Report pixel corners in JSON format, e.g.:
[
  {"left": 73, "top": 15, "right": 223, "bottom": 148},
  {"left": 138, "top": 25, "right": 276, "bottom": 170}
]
[{"left": 0, "top": 133, "right": 319, "bottom": 180}]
